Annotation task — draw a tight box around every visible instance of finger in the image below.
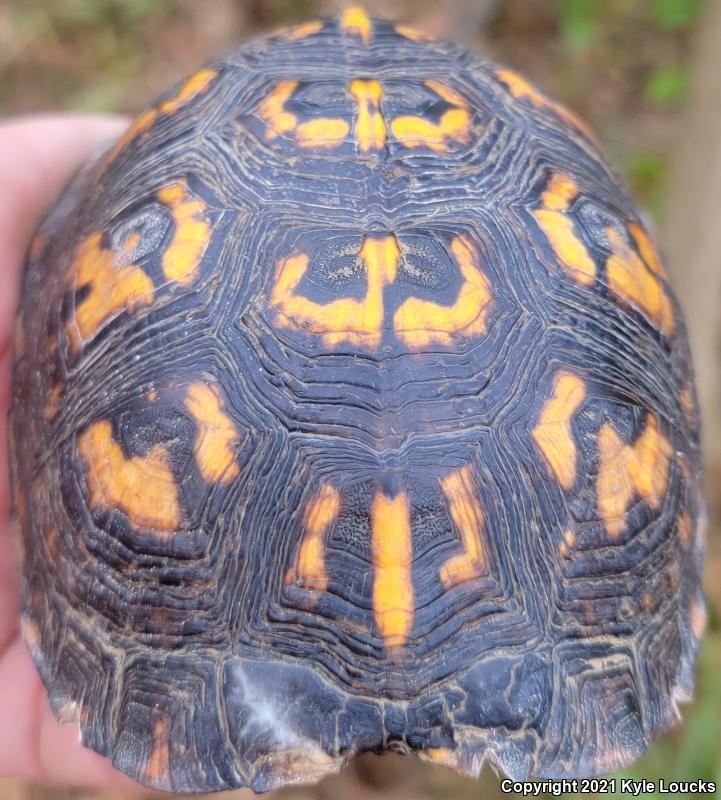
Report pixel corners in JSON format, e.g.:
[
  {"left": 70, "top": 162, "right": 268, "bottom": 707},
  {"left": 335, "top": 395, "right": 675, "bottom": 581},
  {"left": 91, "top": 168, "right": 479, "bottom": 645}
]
[
  {"left": 0, "top": 115, "right": 128, "bottom": 649},
  {"left": 0, "top": 638, "right": 42, "bottom": 777},
  {"left": 0, "top": 637, "right": 140, "bottom": 789},
  {"left": 0, "top": 113, "right": 128, "bottom": 349},
  {"left": 0, "top": 346, "right": 18, "bottom": 654}
]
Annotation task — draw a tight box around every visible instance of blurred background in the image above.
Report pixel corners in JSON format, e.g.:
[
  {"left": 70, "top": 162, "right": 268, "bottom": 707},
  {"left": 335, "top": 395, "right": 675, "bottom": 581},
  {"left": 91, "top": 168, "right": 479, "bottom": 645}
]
[{"left": 1, "top": 0, "right": 719, "bottom": 798}]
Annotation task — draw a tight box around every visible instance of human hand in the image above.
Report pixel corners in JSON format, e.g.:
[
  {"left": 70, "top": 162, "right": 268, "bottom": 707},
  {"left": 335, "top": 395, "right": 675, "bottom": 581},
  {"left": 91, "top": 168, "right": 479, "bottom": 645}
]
[{"left": 0, "top": 114, "right": 141, "bottom": 788}]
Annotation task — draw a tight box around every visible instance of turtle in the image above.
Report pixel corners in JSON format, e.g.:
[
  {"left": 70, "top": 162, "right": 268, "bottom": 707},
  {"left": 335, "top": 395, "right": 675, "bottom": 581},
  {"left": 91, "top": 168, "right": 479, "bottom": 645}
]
[{"left": 9, "top": 6, "right": 706, "bottom": 794}]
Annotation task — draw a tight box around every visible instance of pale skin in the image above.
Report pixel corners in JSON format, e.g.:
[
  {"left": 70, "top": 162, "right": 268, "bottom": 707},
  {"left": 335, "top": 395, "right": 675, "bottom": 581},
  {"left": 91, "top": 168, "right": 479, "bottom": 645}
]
[{"left": 0, "top": 115, "right": 140, "bottom": 788}]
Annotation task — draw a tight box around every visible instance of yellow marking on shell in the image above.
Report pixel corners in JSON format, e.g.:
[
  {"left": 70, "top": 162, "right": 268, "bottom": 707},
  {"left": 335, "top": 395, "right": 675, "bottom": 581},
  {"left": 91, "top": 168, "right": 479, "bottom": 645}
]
[
  {"left": 159, "top": 68, "right": 217, "bottom": 115},
  {"left": 391, "top": 80, "right": 471, "bottom": 152},
  {"left": 44, "top": 384, "right": 62, "bottom": 423},
  {"left": 259, "top": 80, "right": 299, "bottom": 139},
  {"left": 532, "top": 372, "right": 586, "bottom": 489},
  {"left": 29, "top": 234, "right": 45, "bottom": 260},
  {"left": 287, "top": 484, "right": 341, "bottom": 591},
  {"left": 67, "top": 231, "right": 154, "bottom": 352},
  {"left": 145, "top": 719, "right": 170, "bottom": 787},
  {"left": 295, "top": 117, "right": 350, "bottom": 149},
  {"left": 258, "top": 748, "right": 339, "bottom": 792},
  {"left": 13, "top": 312, "right": 26, "bottom": 359},
  {"left": 691, "top": 596, "right": 707, "bottom": 639},
  {"left": 439, "top": 465, "right": 486, "bottom": 587},
  {"left": 628, "top": 222, "right": 668, "bottom": 279},
  {"left": 559, "top": 529, "right": 576, "bottom": 557},
  {"left": 395, "top": 24, "right": 432, "bottom": 42},
  {"left": 21, "top": 618, "right": 40, "bottom": 660},
  {"left": 371, "top": 489, "right": 414, "bottom": 648},
  {"left": 107, "top": 69, "right": 218, "bottom": 162},
  {"left": 259, "top": 80, "right": 349, "bottom": 149},
  {"left": 340, "top": 7, "right": 372, "bottom": 44},
  {"left": 106, "top": 110, "right": 157, "bottom": 163},
  {"left": 156, "top": 182, "right": 211, "bottom": 285},
  {"left": 78, "top": 419, "right": 180, "bottom": 531},
  {"left": 533, "top": 174, "right": 597, "bottom": 286},
  {"left": 349, "top": 79, "right": 387, "bottom": 152},
  {"left": 284, "top": 20, "right": 324, "bottom": 41},
  {"left": 606, "top": 226, "right": 675, "bottom": 336},
  {"left": 597, "top": 415, "right": 671, "bottom": 538},
  {"left": 184, "top": 382, "right": 240, "bottom": 485},
  {"left": 419, "top": 748, "right": 458, "bottom": 769},
  {"left": 271, "top": 235, "right": 399, "bottom": 349},
  {"left": 680, "top": 384, "right": 696, "bottom": 426},
  {"left": 678, "top": 510, "right": 692, "bottom": 549},
  {"left": 45, "top": 525, "right": 60, "bottom": 560},
  {"left": 394, "top": 235, "right": 492, "bottom": 349},
  {"left": 495, "top": 67, "right": 598, "bottom": 144},
  {"left": 540, "top": 173, "right": 577, "bottom": 211}
]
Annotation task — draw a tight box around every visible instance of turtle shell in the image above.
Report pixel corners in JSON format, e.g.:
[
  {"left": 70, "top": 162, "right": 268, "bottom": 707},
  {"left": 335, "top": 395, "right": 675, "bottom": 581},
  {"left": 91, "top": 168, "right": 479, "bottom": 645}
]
[{"left": 9, "top": 7, "right": 706, "bottom": 793}]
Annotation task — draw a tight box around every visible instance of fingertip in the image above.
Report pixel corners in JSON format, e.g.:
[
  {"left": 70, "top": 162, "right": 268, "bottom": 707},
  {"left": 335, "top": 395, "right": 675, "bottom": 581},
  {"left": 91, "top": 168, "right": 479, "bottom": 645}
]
[
  {"left": 0, "top": 112, "right": 130, "bottom": 234},
  {"left": 0, "top": 638, "right": 42, "bottom": 779},
  {"left": 38, "top": 697, "right": 142, "bottom": 791}
]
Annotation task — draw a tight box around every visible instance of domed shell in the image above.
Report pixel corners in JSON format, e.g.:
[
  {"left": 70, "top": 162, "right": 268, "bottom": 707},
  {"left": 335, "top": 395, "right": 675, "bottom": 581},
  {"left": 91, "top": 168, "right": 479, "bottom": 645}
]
[{"left": 10, "top": 8, "right": 705, "bottom": 793}]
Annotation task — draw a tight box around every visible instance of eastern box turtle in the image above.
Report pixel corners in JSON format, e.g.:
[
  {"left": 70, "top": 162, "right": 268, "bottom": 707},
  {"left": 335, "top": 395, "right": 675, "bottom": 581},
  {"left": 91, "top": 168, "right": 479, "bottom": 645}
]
[{"left": 9, "top": 7, "right": 706, "bottom": 793}]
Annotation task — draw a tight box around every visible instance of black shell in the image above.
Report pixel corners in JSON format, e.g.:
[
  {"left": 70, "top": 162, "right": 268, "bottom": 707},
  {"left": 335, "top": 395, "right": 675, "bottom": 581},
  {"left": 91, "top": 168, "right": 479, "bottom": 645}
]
[{"left": 9, "top": 10, "right": 705, "bottom": 793}]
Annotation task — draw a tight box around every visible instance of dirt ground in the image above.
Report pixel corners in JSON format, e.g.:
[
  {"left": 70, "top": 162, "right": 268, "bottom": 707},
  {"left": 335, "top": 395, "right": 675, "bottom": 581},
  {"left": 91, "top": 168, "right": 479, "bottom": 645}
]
[{"left": 1, "top": 1, "right": 720, "bottom": 798}]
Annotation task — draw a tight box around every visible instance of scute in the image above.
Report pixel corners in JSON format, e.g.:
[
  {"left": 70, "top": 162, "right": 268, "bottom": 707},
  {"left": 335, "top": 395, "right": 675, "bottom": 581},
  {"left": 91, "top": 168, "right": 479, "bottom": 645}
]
[{"left": 9, "top": 8, "right": 704, "bottom": 794}]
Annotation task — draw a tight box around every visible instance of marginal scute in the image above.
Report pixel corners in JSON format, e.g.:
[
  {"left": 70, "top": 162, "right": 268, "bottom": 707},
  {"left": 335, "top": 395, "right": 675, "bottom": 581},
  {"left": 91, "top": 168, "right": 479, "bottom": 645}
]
[
  {"left": 223, "top": 658, "right": 346, "bottom": 790},
  {"left": 44, "top": 383, "right": 62, "bottom": 423},
  {"left": 395, "top": 24, "right": 433, "bottom": 42},
  {"left": 144, "top": 719, "right": 171, "bottom": 788},
  {"left": 418, "top": 747, "right": 460, "bottom": 769},
  {"left": 283, "top": 21, "right": 324, "bottom": 41},
  {"left": 628, "top": 222, "right": 669, "bottom": 279},
  {"left": 495, "top": 66, "right": 598, "bottom": 144},
  {"left": 690, "top": 596, "right": 707, "bottom": 639},
  {"left": 677, "top": 510, "right": 692, "bottom": 549},
  {"left": 107, "top": 68, "right": 218, "bottom": 162},
  {"left": 340, "top": 6, "right": 372, "bottom": 44},
  {"left": 596, "top": 415, "right": 672, "bottom": 538},
  {"left": 159, "top": 69, "right": 218, "bottom": 116},
  {"left": 680, "top": 383, "right": 697, "bottom": 427}
]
